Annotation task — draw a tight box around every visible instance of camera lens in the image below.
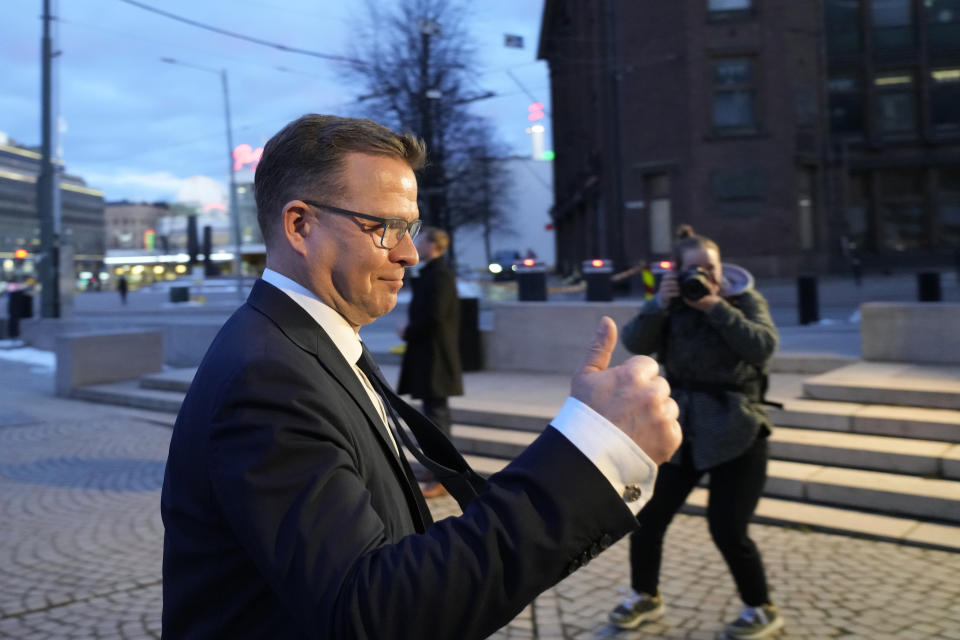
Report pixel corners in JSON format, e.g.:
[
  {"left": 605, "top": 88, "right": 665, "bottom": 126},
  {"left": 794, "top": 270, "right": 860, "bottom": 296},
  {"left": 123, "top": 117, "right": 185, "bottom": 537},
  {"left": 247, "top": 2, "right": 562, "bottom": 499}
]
[{"left": 680, "top": 268, "right": 710, "bottom": 301}]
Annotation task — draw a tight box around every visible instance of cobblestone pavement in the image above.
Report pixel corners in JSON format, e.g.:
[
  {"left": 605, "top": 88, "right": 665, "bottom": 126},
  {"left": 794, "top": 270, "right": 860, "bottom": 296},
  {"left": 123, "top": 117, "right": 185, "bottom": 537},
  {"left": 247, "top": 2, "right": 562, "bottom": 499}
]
[{"left": 1, "top": 362, "right": 960, "bottom": 638}]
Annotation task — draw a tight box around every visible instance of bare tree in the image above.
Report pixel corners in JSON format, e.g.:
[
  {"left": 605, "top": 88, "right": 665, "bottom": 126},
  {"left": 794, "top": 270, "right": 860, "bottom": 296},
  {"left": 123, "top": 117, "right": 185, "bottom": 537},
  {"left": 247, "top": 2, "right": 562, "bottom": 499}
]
[{"left": 344, "top": 0, "right": 513, "bottom": 254}]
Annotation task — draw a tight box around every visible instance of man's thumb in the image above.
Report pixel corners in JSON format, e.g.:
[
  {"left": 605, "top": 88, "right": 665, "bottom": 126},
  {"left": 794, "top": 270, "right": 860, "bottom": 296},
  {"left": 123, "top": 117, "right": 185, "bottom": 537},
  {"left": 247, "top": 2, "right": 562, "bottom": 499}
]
[{"left": 578, "top": 316, "right": 617, "bottom": 375}]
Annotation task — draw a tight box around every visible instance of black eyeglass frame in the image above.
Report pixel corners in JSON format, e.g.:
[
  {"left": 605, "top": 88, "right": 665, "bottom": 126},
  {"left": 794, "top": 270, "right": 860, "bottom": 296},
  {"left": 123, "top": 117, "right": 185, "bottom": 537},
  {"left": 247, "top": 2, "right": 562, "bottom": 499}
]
[{"left": 301, "top": 199, "right": 422, "bottom": 250}]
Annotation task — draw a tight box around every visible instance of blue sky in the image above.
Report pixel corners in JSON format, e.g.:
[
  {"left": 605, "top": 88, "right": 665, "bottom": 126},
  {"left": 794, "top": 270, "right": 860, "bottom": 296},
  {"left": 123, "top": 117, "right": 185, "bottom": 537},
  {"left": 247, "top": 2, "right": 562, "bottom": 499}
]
[{"left": 1, "top": 0, "right": 550, "bottom": 204}]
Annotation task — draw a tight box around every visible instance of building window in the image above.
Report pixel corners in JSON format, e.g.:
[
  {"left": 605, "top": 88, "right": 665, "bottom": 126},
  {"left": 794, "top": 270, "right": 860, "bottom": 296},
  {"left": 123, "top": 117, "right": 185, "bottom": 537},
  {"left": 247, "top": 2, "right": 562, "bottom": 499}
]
[
  {"left": 708, "top": 0, "right": 753, "bottom": 21},
  {"left": 825, "top": 0, "right": 862, "bottom": 56},
  {"left": 712, "top": 58, "right": 758, "bottom": 134},
  {"left": 931, "top": 68, "right": 960, "bottom": 131},
  {"left": 874, "top": 71, "right": 917, "bottom": 135},
  {"left": 926, "top": 0, "right": 960, "bottom": 57},
  {"left": 846, "top": 172, "right": 870, "bottom": 250},
  {"left": 938, "top": 167, "right": 960, "bottom": 247},
  {"left": 828, "top": 76, "right": 864, "bottom": 134},
  {"left": 645, "top": 174, "right": 672, "bottom": 255},
  {"left": 711, "top": 169, "right": 767, "bottom": 216},
  {"left": 797, "top": 168, "right": 817, "bottom": 250},
  {"left": 878, "top": 169, "right": 926, "bottom": 250},
  {"left": 872, "top": 0, "right": 915, "bottom": 54}
]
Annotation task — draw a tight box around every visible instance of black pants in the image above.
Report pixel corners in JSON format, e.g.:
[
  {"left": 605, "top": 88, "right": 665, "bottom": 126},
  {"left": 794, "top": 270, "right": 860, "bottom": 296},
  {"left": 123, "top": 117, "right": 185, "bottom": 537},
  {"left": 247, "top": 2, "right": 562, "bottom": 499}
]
[
  {"left": 630, "top": 435, "right": 771, "bottom": 606},
  {"left": 421, "top": 397, "right": 451, "bottom": 439}
]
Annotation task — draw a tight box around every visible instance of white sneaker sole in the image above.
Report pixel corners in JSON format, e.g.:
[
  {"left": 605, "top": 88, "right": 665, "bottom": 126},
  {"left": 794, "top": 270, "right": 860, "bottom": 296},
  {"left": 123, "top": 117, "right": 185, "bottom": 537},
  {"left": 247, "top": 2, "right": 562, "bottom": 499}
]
[
  {"left": 609, "top": 602, "right": 665, "bottom": 630},
  {"left": 721, "top": 615, "right": 785, "bottom": 640}
]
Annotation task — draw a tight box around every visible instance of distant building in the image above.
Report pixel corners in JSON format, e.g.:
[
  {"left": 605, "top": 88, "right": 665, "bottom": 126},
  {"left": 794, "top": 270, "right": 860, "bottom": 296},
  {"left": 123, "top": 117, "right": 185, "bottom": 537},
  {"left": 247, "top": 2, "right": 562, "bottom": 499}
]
[
  {"left": 538, "top": 0, "right": 960, "bottom": 277},
  {"left": 105, "top": 201, "right": 167, "bottom": 250},
  {"left": 0, "top": 138, "right": 105, "bottom": 284}
]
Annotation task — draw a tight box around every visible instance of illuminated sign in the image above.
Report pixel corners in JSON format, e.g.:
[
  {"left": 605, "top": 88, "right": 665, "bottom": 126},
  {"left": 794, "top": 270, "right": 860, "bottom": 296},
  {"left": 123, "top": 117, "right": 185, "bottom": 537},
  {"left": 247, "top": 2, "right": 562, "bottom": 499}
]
[
  {"left": 233, "top": 144, "right": 264, "bottom": 171},
  {"left": 528, "top": 102, "right": 545, "bottom": 122},
  {"left": 14, "top": 249, "right": 29, "bottom": 259},
  {"left": 203, "top": 202, "right": 227, "bottom": 213},
  {"left": 144, "top": 229, "right": 156, "bottom": 251}
]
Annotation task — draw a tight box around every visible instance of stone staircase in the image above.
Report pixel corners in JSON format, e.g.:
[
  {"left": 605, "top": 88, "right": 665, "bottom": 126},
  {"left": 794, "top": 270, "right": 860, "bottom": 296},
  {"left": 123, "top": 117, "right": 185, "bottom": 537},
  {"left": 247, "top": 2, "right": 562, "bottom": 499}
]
[{"left": 70, "top": 359, "right": 960, "bottom": 552}]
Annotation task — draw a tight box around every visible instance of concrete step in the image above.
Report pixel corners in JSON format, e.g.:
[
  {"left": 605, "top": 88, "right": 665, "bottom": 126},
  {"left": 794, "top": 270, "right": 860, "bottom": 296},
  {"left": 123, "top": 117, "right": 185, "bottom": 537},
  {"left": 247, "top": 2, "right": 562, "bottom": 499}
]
[
  {"left": 455, "top": 454, "right": 960, "bottom": 552},
  {"left": 71, "top": 380, "right": 185, "bottom": 413},
  {"left": 452, "top": 423, "right": 960, "bottom": 480},
  {"left": 451, "top": 425, "right": 960, "bottom": 523},
  {"left": 804, "top": 362, "right": 960, "bottom": 410},
  {"left": 768, "top": 398, "right": 960, "bottom": 443}
]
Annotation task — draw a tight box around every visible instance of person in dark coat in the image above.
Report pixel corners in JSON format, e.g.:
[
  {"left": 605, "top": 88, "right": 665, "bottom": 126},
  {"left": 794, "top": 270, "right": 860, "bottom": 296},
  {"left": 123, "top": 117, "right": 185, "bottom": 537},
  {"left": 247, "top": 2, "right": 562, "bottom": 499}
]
[
  {"left": 608, "top": 224, "right": 784, "bottom": 640},
  {"left": 117, "top": 274, "right": 128, "bottom": 305},
  {"left": 397, "top": 226, "right": 463, "bottom": 497}
]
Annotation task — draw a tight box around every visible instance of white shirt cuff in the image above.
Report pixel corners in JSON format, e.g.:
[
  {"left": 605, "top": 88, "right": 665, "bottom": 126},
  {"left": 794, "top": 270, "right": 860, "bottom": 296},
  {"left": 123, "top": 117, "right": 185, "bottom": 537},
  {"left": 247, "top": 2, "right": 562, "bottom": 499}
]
[{"left": 550, "top": 397, "right": 658, "bottom": 515}]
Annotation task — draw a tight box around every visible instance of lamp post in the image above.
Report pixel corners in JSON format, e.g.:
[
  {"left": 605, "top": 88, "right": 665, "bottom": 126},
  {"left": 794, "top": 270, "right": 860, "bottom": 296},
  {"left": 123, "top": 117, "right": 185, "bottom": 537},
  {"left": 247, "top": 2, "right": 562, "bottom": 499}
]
[{"left": 161, "top": 57, "right": 243, "bottom": 301}]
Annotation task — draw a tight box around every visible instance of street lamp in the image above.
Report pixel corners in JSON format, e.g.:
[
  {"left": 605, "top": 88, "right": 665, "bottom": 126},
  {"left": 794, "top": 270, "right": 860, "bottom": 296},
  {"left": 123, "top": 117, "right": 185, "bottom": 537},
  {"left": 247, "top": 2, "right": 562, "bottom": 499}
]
[{"left": 160, "top": 57, "right": 243, "bottom": 301}]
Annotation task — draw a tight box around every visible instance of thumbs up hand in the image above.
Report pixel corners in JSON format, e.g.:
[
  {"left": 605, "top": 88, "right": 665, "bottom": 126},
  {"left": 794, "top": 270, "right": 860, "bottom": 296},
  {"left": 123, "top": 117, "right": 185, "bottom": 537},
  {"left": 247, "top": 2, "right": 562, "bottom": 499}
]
[{"left": 570, "top": 317, "right": 682, "bottom": 465}]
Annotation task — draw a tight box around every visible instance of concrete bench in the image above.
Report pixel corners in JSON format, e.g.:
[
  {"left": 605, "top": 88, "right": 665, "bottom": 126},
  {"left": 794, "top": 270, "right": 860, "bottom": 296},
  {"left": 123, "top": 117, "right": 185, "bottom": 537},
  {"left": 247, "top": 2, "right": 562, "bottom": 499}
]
[
  {"left": 55, "top": 329, "right": 164, "bottom": 396},
  {"left": 861, "top": 302, "right": 960, "bottom": 364}
]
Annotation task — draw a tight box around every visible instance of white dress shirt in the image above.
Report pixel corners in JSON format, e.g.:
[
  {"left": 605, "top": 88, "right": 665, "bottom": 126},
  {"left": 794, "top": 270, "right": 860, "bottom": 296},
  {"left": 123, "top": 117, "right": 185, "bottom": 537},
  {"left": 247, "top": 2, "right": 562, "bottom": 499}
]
[{"left": 260, "top": 268, "right": 657, "bottom": 513}]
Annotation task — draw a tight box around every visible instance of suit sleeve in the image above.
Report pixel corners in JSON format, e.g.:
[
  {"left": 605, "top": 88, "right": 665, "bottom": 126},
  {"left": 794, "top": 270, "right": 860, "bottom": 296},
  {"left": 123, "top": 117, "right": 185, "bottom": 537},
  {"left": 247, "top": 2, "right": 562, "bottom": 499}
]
[
  {"left": 206, "top": 358, "right": 637, "bottom": 640},
  {"left": 403, "top": 267, "right": 457, "bottom": 343}
]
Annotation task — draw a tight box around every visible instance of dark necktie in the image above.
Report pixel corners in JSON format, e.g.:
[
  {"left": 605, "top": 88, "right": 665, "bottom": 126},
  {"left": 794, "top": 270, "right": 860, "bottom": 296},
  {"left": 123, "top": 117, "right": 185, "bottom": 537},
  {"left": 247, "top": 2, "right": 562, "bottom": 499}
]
[{"left": 357, "top": 348, "right": 486, "bottom": 511}]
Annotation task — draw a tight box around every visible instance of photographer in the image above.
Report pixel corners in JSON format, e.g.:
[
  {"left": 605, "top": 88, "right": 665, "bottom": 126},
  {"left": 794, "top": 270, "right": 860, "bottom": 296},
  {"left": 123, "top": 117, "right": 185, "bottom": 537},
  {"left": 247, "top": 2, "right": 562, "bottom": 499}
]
[{"left": 608, "top": 225, "right": 782, "bottom": 639}]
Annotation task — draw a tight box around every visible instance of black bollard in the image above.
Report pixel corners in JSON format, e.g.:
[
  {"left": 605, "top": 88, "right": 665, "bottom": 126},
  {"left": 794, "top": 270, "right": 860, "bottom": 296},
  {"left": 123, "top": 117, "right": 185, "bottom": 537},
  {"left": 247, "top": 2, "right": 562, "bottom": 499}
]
[
  {"left": 917, "top": 272, "right": 942, "bottom": 302},
  {"left": 516, "top": 260, "right": 547, "bottom": 301},
  {"left": 458, "top": 297, "right": 483, "bottom": 371},
  {"left": 797, "top": 275, "right": 819, "bottom": 325},
  {"left": 582, "top": 259, "right": 613, "bottom": 302}
]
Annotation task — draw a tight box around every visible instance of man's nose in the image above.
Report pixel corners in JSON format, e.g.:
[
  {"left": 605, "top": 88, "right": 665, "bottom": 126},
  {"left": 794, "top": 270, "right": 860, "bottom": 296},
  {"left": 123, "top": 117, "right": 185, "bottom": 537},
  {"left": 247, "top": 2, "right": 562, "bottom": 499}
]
[{"left": 391, "top": 230, "right": 419, "bottom": 267}]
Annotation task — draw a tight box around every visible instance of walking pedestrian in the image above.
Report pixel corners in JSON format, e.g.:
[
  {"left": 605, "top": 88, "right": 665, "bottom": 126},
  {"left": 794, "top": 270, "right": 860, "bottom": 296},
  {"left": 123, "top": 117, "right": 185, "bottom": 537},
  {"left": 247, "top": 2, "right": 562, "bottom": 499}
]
[
  {"left": 608, "top": 224, "right": 784, "bottom": 639},
  {"left": 117, "top": 274, "right": 128, "bottom": 305},
  {"left": 397, "top": 226, "right": 463, "bottom": 499}
]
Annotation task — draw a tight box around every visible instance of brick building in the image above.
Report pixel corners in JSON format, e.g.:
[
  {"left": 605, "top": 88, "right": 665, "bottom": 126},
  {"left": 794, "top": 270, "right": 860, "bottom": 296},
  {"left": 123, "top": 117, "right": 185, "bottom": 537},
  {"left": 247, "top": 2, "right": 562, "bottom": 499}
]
[{"left": 538, "top": 0, "right": 960, "bottom": 277}]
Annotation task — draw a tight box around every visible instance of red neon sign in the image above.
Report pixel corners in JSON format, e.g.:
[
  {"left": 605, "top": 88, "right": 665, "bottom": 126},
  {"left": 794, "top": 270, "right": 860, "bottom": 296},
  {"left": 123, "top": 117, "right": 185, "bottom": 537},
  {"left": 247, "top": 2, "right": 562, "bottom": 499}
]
[
  {"left": 591, "top": 259, "right": 604, "bottom": 268},
  {"left": 528, "top": 102, "right": 545, "bottom": 122},
  {"left": 233, "top": 144, "right": 264, "bottom": 171},
  {"left": 522, "top": 258, "right": 535, "bottom": 267},
  {"left": 14, "top": 249, "right": 28, "bottom": 259},
  {"left": 658, "top": 260, "right": 673, "bottom": 269}
]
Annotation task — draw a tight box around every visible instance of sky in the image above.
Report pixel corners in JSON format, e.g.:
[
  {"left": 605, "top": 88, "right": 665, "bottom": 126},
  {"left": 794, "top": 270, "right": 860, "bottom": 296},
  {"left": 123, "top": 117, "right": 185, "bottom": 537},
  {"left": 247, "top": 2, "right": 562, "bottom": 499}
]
[{"left": 1, "top": 0, "right": 550, "bottom": 205}]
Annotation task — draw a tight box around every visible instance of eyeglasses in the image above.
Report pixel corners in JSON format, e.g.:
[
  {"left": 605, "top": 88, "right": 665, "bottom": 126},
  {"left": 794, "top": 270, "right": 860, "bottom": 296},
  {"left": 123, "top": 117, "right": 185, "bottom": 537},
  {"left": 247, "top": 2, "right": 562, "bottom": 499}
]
[{"left": 302, "top": 200, "right": 422, "bottom": 250}]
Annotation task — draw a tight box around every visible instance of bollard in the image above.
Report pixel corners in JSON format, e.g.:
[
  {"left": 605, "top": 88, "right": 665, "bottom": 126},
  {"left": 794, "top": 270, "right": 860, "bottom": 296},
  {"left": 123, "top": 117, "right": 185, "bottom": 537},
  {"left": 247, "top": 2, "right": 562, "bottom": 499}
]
[
  {"left": 170, "top": 286, "right": 190, "bottom": 303},
  {"left": 582, "top": 259, "right": 613, "bottom": 302},
  {"left": 516, "top": 259, "right": 547, "bottom": 301},
  {"left": 917, "top": 272, "right": 942, "bottom": 302},
  {"left": 797, "top": 275, "right": 819, "bottom": 325},
  {"left": 458, "top": 297, "right": 483, "bottom": 371},
  {"left": 6, "top": 289, "right": 23, "bottom": 338}
]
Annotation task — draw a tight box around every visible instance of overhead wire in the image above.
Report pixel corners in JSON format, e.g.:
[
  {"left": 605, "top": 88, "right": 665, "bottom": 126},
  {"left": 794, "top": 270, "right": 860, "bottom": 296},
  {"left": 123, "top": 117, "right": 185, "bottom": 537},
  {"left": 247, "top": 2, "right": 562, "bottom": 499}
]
[{"left": 116, "top": 0, "right": 364, "bottom": 65}]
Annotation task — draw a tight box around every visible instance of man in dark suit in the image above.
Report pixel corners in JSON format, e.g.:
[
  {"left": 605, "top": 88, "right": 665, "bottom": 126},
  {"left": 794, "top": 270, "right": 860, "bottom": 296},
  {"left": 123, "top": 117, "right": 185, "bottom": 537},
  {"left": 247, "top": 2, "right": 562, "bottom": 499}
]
[
  {"left": 160, "top": 114, "right": 681, "bottom": 639},
  {"left": 397, "top": 226, "right": 462, "bottom": 498}
]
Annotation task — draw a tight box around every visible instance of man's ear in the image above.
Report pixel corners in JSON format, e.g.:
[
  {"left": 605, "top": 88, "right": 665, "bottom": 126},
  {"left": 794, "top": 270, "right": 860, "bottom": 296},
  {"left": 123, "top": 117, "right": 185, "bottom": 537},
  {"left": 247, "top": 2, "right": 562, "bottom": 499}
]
[{"left": 280, "top": 200, "right": 311, "bottom": 257}]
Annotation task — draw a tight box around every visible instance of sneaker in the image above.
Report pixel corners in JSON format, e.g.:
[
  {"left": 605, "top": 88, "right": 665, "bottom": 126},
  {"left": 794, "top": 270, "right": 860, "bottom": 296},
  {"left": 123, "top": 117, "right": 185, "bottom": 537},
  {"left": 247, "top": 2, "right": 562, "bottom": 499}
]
[
  {"left": 723, "top": 603, "right": 784, "bottom": 639},
  {"left": 608, "top": 590, "right": 664, "bottom": 630}
]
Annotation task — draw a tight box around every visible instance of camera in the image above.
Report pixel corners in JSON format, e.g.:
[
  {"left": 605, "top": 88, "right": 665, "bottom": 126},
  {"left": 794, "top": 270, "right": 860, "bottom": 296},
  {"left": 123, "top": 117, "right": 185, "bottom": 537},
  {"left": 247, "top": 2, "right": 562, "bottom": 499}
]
[{"left": 679, "top": 267, "right": 712, "bottom": 301}]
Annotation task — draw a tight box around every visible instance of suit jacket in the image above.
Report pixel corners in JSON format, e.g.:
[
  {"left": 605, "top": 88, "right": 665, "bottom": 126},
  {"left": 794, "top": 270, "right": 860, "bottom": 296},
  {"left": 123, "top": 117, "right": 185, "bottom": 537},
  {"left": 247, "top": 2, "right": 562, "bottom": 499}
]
[
  {"left": 397, "top": 257, "right": 463, "bottom": 399},
  {"left": 161, "top": 279, "right": 638, "bottom": 639}
]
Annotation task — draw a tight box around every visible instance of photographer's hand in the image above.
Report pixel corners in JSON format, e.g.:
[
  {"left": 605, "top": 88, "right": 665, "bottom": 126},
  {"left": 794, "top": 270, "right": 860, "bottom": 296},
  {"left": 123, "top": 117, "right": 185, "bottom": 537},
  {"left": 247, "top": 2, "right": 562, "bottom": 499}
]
[
  {"left": 658, "top": 272, "right": 680, "bottom": 306},
  {"left": 685, "top": 294, "right": 721, "bottom": 312},
  {"left": 571, "top": 317, "right": 682, "bottom": 465}
]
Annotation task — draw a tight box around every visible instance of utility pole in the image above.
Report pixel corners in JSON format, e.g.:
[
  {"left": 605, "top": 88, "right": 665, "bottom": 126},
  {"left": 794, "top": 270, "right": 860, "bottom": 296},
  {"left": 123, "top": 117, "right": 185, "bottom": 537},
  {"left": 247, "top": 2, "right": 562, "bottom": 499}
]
[
  {"left": 221, "top": 70, "right": 243, "bottom": 301},
  {"left": 161, "top": 58, "right": 243, "bottom": 301},
  {"left": 37, "top": 0, "right": 61, "bottom": 318}
]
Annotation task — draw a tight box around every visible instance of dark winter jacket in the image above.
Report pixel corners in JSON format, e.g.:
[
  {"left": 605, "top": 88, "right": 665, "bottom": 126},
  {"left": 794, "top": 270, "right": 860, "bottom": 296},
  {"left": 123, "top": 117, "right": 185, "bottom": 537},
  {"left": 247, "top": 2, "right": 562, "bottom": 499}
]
[
  {"left": 621, "top": 288, "right": 778, "bottom": 470},
  {"left": 397, "top": 257, "right": 464, "bottom": 399}
]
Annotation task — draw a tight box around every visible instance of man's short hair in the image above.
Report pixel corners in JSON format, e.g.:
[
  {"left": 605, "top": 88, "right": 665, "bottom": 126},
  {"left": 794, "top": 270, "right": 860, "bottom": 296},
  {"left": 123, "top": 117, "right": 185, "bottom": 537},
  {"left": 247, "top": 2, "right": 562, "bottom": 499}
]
[
  {"left": 254, "top": 114, "right": 427, "bottom": 246},
  {"left": 421, "top": 226, "right": 450, "bottom": 256}
]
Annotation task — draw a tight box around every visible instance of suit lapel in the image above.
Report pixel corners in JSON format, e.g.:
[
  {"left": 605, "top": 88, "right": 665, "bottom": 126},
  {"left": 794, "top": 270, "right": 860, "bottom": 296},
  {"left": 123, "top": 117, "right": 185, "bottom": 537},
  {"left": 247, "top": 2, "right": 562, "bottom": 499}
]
[{"left": 246, "top": 280, "right": 430, "bottom": 530}]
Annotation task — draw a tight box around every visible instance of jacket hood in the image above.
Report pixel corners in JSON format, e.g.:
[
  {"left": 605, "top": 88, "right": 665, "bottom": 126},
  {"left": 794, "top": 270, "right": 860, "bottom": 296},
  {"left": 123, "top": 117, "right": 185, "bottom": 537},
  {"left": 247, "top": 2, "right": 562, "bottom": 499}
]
[{"left": 720, "top": 263, "right": 754, "bottom": 296}]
